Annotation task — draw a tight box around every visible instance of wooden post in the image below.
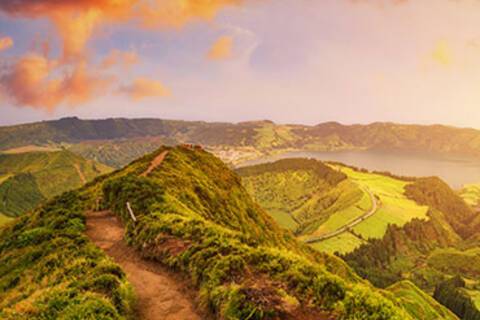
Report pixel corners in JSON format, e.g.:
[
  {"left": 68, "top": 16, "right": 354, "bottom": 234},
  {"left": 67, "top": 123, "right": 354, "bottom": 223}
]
[{"left": 126, "top": 202, "right": 137, "bottom": 222}]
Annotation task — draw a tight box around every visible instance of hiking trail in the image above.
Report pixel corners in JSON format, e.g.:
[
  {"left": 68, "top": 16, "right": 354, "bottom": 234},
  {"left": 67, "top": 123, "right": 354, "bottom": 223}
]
[
  {"left": 141, "top": 150, "right": 169, "bottom": 177},
  {"left": 85, "top": 210, "right": 202, "bottom": 320}
]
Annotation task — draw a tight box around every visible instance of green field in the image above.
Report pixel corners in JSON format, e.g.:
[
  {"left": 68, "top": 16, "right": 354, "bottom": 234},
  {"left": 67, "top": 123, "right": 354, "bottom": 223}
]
[
  {"left": 312, "top": 189, "right": 371, "bottom": 236},
  {"left": 331, "top": 165, "right": 429, "bottom": 240},
  {"left": 427, "top": 247, "right": 480, "bottom": 279},
  {"left": 310, "top": 232, "right": 366, "bottom": 254}
]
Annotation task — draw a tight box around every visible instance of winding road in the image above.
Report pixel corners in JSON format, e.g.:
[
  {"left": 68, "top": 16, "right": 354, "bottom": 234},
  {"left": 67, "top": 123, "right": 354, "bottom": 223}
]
[{"left": 304, "top": 187, "right": 378, "bottom": 244}]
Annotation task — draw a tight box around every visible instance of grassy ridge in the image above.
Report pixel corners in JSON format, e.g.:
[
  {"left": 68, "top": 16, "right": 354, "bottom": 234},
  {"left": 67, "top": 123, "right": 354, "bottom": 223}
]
[{"left": 97, "top": 147, "right": 416, "bottom": 319}]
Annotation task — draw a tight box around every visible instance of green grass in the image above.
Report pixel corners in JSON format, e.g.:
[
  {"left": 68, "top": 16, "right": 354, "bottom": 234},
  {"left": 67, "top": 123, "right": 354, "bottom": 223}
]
[
  {"left": 312, "top": 189, "right": 371, "bottom": 236},
  {"left": 96, "top": 146, "right": 413, "bottom": 319},
  {"left": 239, "top": 158, "right": 352, "bottom": 233},
  {"left": 310, "top": 232, "right": 365, "bottom": 255},
  {"left": 332, "top": 165, "right": 429, "bottom": 240},
  {"left": 254, "top": 123, "right": 297, "bottom": 150},
  {"left": 467, "top": 290, "right": 480, "bottom": 309},
  {"left": 0, "top": 192, "right": 135, "bottom": 319},
  {"left": 427, "top": 247, "right": 480, "bottom": 279},
  {"left": 0, "top": 150, "right": 112, "bottom": 218},
  {"left": 387, "top": 280, "right": 458, "bottom": 320},
  {"left": 0, "top": 214, "right": 12, "bottom": 226}
]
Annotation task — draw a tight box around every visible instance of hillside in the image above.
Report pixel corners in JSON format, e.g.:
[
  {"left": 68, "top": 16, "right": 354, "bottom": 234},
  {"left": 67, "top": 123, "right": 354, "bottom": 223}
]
[
  {"left": 4, "top": 117, "right": 480, "bottom": 168},
  {"left": 237, "top": 158, "right": 355, "bottom": 233},
  {"left": 340, "top": 174, "right": 480, "bottom": 317},
  {"left": 0, "top": 145, "right": 441, "bottom": 319},
  {"left": 387, "top": 280, "right": 459, "bottom": 320},
  {"left": 0, "top": 150, "right": 112, "bottom": 219},
  {"left": 239, "top": 160, "right": 430, "bottom": 254}
]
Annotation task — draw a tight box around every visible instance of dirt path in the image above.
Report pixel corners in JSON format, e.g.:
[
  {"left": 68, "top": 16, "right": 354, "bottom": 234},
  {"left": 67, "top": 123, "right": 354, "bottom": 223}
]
[
  {"left": 74, "top": 163, "right": 87, "bottom": 184},
  {"left": 85, "top": 211, "right": 202, "bottom": 320},
  {"left": 141, "top": 150, "right": 169, "bottom": 177},
  {"left": 305, "top": 187, "right": 378, "bottom": 244}
]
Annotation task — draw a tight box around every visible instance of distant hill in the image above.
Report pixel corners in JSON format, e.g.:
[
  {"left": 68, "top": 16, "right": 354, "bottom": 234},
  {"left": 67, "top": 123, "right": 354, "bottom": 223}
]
[
  {"left": 0, "top": 150, "right": 112, "bottom": 219},
  {"left": 3, "top": 117, "right": 480, "bottom": 167},
  {"left": 0, "top": 145, "right": 441, "bottom": 319}
]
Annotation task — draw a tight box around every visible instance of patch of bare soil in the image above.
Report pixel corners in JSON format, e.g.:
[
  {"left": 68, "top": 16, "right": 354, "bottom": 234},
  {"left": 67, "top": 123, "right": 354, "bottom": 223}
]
[
  {"left": 74, "top": 163, "right": 87, "bottom": 184},
  {"left": 85, "top": 211, "right": 202, "bottom": 320},
  {"left": 141, "top": 150, "right": 169, "bottom": 177}
]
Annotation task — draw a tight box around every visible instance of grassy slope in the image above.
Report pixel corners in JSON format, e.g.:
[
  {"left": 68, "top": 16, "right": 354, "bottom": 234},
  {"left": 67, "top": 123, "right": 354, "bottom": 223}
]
[
  {"left": 387, "top": 280, "right": 458, "bottom": 320},
  {"left": 0, "top": 192, "right": 135, "bottom": 319},
  {"left": 0, "top": 150, "right": 112, "bottom": 219},
  {"left": 238, "top": 158, "right": 353, "bottom": 233},
  {"left": 240, "top": 160, "right": 429, "bottom": 255},
  {"left": 311, "top": 232, "right": 367, "bottom": 255},
  {"left": 97, "top": 147, "right": 417, "bottom": 319},
  {"left": 333, "top": 165, "right": 429, "bottom": 240},
  {"left": 0, "top": 173, "right": 45, "bottom": 217}
]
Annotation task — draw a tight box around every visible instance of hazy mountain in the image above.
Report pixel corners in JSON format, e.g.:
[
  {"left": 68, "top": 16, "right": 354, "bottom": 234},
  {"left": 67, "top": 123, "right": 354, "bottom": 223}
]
[{"left": 3, "top": 117, "right": 480, "bottom": 168}]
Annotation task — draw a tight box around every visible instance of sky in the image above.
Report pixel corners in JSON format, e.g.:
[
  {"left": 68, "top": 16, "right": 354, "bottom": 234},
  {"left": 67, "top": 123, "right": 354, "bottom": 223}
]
[{"left": 1, "top": 0, "right": 480, "bottom": 127}]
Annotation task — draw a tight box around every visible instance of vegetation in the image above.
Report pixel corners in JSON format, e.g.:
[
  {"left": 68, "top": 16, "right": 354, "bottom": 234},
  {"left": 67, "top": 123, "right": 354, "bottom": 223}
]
[
  {"left": 0, "top": 150, "right": 112, "bottom": 220},
  {"left": 405, "top": 177, "right": 476, "bottom": 237},
  {"left": 5, "top": 117, "right": 480, "bottom": 168},
  {"left": 387, "top": 280, "right": 458, "bottom": 320},
  {"left": 335, "top": 166, "right": 429, "bottom": 240},
  {"left": 240, "top": 160, "right": 430, "bottom": 255},
  {"left": 0, "top": 173, "right": 45, "bottom": 217},
  {"left": 238, "top": 158, "right": 354, "bottom": 232},
  {"left": 0, "top": 145, "right": 469, "bottom": 319},
  {"left": 434, "top": 276, "right": 480, "bottom": 320},
  {"left": 94, "top": 146, "right": 415, "bottom": 319},
  {"left": 0, "top": 191, "right": 135, "bottom": 319},
  {"left": 459, "top": 183, "right": 480, "bottom": 207}
]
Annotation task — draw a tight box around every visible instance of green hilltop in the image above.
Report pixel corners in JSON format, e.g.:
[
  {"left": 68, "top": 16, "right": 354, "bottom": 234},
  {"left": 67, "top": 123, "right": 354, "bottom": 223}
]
[{"left": 0, "top": 146, "right": 447, "bottom": 319}]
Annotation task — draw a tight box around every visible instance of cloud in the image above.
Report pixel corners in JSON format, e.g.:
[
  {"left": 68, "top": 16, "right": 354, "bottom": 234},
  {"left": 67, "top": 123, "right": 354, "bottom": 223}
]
[
  {"left": 118, "top": 77, "right": 171, "bottom": 100},
  {"left": 0, "top": 0, "right": 241, "bottom": 61},
  {"left": 0, "top": 37, "right": 14, "bottom": 52},
  {"left": 101, "top": 49, "right": 139, "bottom": 69},
  {"left": 0, "top": 0, "right": 241, "bottom": 110},
  {"left": 0, "top": 54, "right": 113, "bottom": 111},
  {"left": 207, "top": 36, "right": 234, "bottom": 60}
]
